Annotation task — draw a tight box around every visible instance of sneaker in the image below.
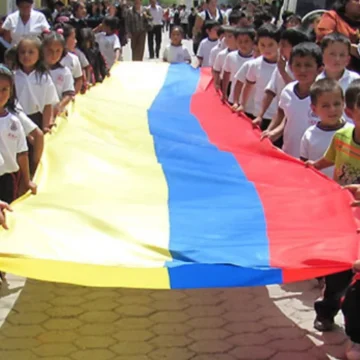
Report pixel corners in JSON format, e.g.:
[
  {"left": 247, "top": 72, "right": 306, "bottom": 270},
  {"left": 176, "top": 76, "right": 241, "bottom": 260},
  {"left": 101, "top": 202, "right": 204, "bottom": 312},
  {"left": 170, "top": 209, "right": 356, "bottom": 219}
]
[
  {"left": 314, "top": 317, "right": 334, "bottom": 331},
  {"left": 346, "top": 341, "right": 360, "bottom": 360}
]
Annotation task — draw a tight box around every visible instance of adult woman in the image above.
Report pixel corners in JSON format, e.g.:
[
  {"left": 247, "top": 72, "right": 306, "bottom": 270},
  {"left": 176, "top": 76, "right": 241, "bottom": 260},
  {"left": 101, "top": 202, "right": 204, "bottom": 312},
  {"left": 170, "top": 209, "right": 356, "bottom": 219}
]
[
  {"left": 316, "top": 0, "right": 360, "bottom": 71},
  {"left": 125, "top": 0, "right": 152, "bottom": 61},
  {"left": 1, "top": 0, "right": 50, "bottom": 46},
  {"left": 192, "top": 0, "right": 225, "bottom": 54}
]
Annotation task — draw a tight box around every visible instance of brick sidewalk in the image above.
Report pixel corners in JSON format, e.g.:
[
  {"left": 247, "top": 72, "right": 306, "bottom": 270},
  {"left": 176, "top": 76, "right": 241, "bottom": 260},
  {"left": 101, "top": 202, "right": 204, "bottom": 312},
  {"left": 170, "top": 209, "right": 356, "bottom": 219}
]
[{"left": 0, "top": 275, "right": 347, "bottom": 360}]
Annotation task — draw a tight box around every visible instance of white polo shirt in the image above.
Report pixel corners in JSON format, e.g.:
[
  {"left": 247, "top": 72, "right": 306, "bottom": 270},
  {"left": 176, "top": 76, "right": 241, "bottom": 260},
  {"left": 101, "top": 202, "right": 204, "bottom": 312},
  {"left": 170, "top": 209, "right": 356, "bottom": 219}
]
[
  {"left": 14, "top": 103, "right": 38, "bottom": 136},
  {"left": 95, "top": 32, "right": 121, "bottom": 69},
  {"left": 246, "top": 56, "right": 277, "bottom": 119},
  {"left": 316, "top": 69, "right": 360, "bottom": 124},
  {"left": 74, "top": 48, "right": 89, "bottom": 69},
  {"left": 300, "top": 121, "right": 352, "bottom": 178},
  {"left": 197, "top": 38, "right": 219, "bottom": 67},
  {"left": 0, "top": 112, "right": 28, "bottom": 176},
  {"left": 209, "top": 43, "right": 222, "bottom": 67},
  {"left": 234, "top": 61, "right": 256, "bottom": 115},
  {"left": 14, "top": 69, "right": 59, "bottom": 115},
  {"left": 2, "top": 9, "right": 50, "bottom": 46},
  {"left": 279, "top": 81, "right": 320, "bottom": 158},
  {"left": 49, "top": 67, "right": 75, "bottom": 99},
  {"left": 60, "top": 52, "right": 83, "bottom": 79},
  {"left": 265, "top": 63, "right": 294, "bottom": 100},
  {"left": 163, "top": 44, "right": 191, "bottom": 63},
  {"left": 148, "top": 5, "right": 164, "bottom": 26},
  {"left": 223, "top": 51, "right": 254, "bottom": 103},
  {"left": 213, "top": 48, "right": 233, "bottom": 77}
]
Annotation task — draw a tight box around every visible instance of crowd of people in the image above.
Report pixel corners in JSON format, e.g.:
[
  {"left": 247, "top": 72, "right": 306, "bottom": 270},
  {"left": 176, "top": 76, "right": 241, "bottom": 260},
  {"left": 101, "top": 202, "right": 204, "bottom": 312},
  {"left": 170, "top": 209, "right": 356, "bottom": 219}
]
[{"left": 1, "top": 0, "right": 360, "bottom": 359}]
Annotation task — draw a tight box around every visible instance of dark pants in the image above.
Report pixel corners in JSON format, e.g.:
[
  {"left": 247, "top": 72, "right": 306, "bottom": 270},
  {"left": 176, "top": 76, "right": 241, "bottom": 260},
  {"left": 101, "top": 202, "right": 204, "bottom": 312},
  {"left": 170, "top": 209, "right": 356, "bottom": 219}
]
[
  {"left": 131, "top": 31, "right": 146, "bottom": 61},
  {"left": 181, "top": 23, "right": 188, "bottom": 38},
  {"left": 261, "top": 118, "right": 283, "bottom": 148},
  {"left": 315, "top": 269, "right": 354, "bottom": 322},
  {"left": 28, "top": 112, "right": 42, "bottom": 175},
  {"left": 0, "top": 172, "right": 19, "bottom": 203},
  {"left": 342, "top": 279, "right": 360, "bottom": 343},
  {"left": 148, "top": 25, "right": 162, "bottom": 58}
]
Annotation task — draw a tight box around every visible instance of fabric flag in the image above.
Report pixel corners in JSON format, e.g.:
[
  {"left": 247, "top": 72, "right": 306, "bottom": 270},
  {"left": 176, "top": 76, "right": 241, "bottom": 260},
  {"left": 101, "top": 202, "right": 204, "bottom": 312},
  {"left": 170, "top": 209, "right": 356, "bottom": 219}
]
[{"left": 0, "top": 62, "right": 359, "bottom": 289}]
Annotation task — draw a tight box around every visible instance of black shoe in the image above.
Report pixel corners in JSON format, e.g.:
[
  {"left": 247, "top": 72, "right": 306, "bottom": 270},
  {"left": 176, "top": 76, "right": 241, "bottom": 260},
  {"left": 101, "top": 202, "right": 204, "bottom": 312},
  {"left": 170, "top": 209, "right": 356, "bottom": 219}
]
[{"left": 314, "top": 317, "right": 334, "bottom": 332}]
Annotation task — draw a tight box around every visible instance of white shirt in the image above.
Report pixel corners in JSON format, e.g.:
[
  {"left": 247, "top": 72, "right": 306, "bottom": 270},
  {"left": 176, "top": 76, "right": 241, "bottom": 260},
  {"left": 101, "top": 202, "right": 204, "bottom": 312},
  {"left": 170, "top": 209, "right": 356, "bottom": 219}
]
[
  {"left": 265, "top": 63, "right": 294, "bottom": 100},
  {"left": 49, "top": 66, "right": 75, "bottom": 99},
  {"left": 199, "top": 9, "right": 224, "bottom": 22},
  {"left": 148, "top": 5, "right": 164, "bottom": 25},
  {"left": 279, "top": 81, "right": 320, "bottom": 158},
  {"left": 0, "top": 112, "right": 28, "bottom": 175},
  {"left": 223, "top": 51, "right": 254, "bottom": 103},
  {"left": 213, "top": 48, "right": 233, "bottom": 77},
  {"left": 234, "top": 61, "right": 256, "bottom": 115},
  {"left": 209, "top": 43, "right": 222, "bottom": 67},
  {"left": 197, "top": 38, "right": 219, "bottom": 67},
  {"left": 14, "top": 69, "right": 59, "bottom": 115},
  {"left": 300, "top": 122, "right": 352, "bottom": 178},
  {"left": 60, "top": 52, "right": 83, "bottom": 79},
  {"left": 316, "top": 69, "right": 360, "bottom": 124},
  {"left": 2, "top": 9, "right": 50, "bottom": 46},
  {"left": 14, "top": 102, "right": 38, "bottom": 136},
  {"left": 95, "top": 32, "right": 121, "bottom": 69},
  {"left": 74, "top": 48, "right": 89, "bottom": 69},
  {"left": 246, "top": 56, "right": 277, "bottom": 119},
  {"left": 163, "top": 44, "right": 191, "bottom": 63},
  {"left": 180, "top": 9, "right": 190, "bottom": 24}
]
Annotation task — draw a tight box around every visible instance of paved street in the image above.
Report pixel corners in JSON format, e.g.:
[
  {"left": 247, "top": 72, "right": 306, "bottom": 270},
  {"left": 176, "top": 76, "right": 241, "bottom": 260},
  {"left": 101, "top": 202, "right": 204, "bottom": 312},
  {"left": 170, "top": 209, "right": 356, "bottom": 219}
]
[{"left": 0, "top": 34, "right": 349, "bottom": 359}]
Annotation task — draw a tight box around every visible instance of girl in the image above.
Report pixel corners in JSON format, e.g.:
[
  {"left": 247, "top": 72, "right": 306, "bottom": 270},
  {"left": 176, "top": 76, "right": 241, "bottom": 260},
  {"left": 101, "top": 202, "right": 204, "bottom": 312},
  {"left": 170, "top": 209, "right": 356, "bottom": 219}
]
[
  {"left": 57, "top": 23, "right": 83, "bottom": 94},
  {"left": 14, "top": 36, "right": 59, "bottom": 134},
  {"left": 42, "top": 30, "right": 75, "bottom": 117},
  {"left": 0, "top": 64, "right": 36, "bottom": 205},
  {"left": 163, "top": 26, "right": 191, "bottom": 64}
]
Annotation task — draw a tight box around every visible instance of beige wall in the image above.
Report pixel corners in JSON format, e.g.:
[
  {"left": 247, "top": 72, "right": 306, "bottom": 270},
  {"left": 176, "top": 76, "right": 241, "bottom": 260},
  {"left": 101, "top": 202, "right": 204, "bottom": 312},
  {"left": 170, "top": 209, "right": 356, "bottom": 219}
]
[{"left": 0, "top": 0, "right": 43, "bottom": 16}]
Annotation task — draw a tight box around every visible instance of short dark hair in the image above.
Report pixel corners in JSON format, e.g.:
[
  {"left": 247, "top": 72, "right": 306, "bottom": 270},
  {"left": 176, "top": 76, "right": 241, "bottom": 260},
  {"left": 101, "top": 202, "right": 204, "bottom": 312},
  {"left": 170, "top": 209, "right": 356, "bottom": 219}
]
[
  {"left": 204, "top": 20, "right": 220, "bottom": 32},
  {"left": 217, "top": 26, "right": 226, "bottom": 37},
  {"left": 321, "top": 32, "right": 351, "bottom": 54},
  {"left": 281, "top": 27, "right": 310, "bottom": 47},
  {"left": 102, "top": 16, "right": 119, "bottom": 31},
  {"left": 310, "top": 78, "right": 344, "bottom": 105},
  {"left": 256, "top": 23, "right": 281, "bottom": 43},
  {"left": 289, "top": 42, "right": 323, "bottom": 67},
  {"left": 253, "top": 10, "right": 273, "bottom": 29},
  {"left": 228, "top": 10, "right": 243, "bottom": 26},
  {"left": 236, "top": 26, "right": 256, "bottom": 41},
  {"left": 16, "top": 0, "right": 34, "bottom": 5},
  {"left": 345, "top": 79, "right": 360, "bottom": 109},
  {"left": 221, "top": 25, "right": 237, "bottom": 35}
]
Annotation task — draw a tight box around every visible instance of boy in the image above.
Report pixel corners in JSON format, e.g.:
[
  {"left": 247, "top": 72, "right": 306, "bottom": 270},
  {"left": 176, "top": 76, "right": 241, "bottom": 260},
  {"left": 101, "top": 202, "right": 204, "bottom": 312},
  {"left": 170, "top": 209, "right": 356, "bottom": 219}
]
[
  {"left": 209, "top": 26, "right": 225, "bottom": 67},
  {"left": 253, "top": 28, "right": 309, "bottom": 127},
  {"left": 238, "top": 24, "right": 280, "bottom": 131},
  {"left": 300, "top": 78, "right": 350, "bottom": 178},
  {"left": 95, "top": 16, "right": 121, "bottom": 69},
  {"left": 212, "top": 26, "right": 237, "bottom": 91},
  {"left": 197, "top": 20, "right": 220, "bottom": 67},
  {"left": 308, "top": 79, "right": 360, "bottom": 338},
  {"left": 222, "top": 26, "right": 256, "bottom": 104},
  {"left": 317, "top": 33, "right": 360, "bottom": 123},
  {"left": 265, "top": 42, "right": 323, "bottom": 157}
]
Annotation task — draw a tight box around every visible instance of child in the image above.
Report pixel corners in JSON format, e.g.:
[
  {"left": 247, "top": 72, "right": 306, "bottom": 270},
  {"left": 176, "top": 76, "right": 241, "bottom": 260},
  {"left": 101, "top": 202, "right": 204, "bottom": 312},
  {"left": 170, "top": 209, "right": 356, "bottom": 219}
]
[
  {"left": 0, "top": 200, "right": 12, "bottom": 230},
  {"left": 197, "top": 20, "right": 220, "bottom": 67},
  {"left": 318, "top": 33, "right": 360, "bottom": 123},
  {"left": 163, "top": 26, "right": 191, "bottom": 64},
  {"left": 0, "top": 64, "right": 36, "bottom": 204},
  {"left": 267, "top": 42, "right": 323, "bottom": 157},
  {"left": 239, "top": 24, "right": 280, "bottom": 131},
  {"left": 300, "top": 78, "right": 350, "bottom": 178},
  {"left": 209, "top": 26, "right": 225, "bottom": 67},
  {"left": 3, "top": 46, "right": 17, "bottom": 71},
  {"left": 42, "top": 31, "right": 75, "bottom": 117},
  {"left": 57, "top": 23, "right": 83, "bottom": 94},
  {"left": 307, "top": 79, "right": 360, "bottom": 338},
  {"left": 94, "top": 16, "right": 121, "bottom": 69},
  {"left": 222, "top": 26, "right": 255, "bottom": 104},
  {"left": 212, "top": 26, "right": 237, "bottom": 91},
  {"left": 253, "top": 28, "right": 309, "bottom": 127},
  {"left": 14, "top": 36, "right": 59, "bottom": 134}
]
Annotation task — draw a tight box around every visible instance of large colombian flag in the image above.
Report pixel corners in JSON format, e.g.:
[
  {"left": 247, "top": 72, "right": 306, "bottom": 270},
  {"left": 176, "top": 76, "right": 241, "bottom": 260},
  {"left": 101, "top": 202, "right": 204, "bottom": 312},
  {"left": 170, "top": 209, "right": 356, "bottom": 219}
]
[{"left": 0, "top": 62, "right": 359, "bottom": 289}]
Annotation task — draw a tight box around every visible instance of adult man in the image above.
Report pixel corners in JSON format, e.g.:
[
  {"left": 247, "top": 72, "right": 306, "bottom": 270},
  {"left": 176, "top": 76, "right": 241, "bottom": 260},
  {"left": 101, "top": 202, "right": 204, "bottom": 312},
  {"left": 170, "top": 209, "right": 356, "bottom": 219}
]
[{"left": 147, "top": 0, "right": 163, "bottom": 59}]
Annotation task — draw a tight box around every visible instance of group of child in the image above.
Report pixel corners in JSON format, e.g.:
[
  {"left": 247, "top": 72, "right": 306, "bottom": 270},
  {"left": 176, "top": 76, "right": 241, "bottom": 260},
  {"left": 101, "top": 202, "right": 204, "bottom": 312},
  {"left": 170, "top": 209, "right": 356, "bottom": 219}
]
[{"left": 160, "top": 7, "right": 360, "bottom": 360}]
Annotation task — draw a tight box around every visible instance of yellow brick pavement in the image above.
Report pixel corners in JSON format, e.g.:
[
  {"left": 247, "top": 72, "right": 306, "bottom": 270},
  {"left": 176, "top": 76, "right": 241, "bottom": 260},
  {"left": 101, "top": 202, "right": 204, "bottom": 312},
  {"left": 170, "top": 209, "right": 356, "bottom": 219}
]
[{"left": 0, "top": 275, "right": 348, "bottom": 359}]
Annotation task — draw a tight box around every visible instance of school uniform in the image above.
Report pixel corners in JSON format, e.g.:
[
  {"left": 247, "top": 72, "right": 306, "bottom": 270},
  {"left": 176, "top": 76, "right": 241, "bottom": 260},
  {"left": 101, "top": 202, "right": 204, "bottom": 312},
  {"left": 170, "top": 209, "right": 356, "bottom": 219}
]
[
  {"left": 14, "top": 69, "right": 59, "bottom": 129},
  {"left": 0, "top": 112, "right": 28, "bottom": 203},
  {"left": 74, "top": 48, "right": 90, "bottom": 69},
  {"left": 279, "top": 81, "right": 320, "bottom": 158},
  {"left": 213, "top": 48, "right": 233, "bottom": 81},
  {"left": 209, "top": 42, "right": 222, "bottom": 67},
  {"left": 265, "top": 63, "right": 294, "bottom": 101},
  {"left": 49, "top": 66, "right": 76, "bottom": 99},
  {"left": 223, "top": 51, "right": 254, "bottom": 104},
  {"left": 246, "top": 56, "right": 277, "bottom": 128},
  {"left": 197, "top": 38, "right": 219, "bottom": 67},
  {"left": 95, "top": 32, "right": 121, "bottom": 69},
  {"left": 163, "top": 44, "right": 191, "bottom": 63},
  {"left": 60, "top": 52, "right": 83, "bottom": 80}
]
